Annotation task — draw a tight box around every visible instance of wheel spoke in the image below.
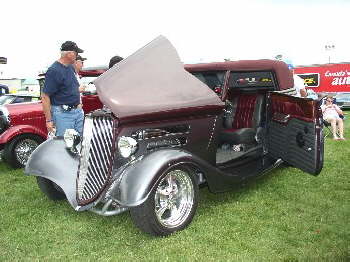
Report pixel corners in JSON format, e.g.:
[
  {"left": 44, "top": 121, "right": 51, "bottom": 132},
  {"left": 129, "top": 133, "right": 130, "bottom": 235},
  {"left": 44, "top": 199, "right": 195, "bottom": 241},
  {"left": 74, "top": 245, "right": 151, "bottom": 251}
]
[
  {"left": 169, "top": 204, "right": 180, "bottom": 218},
  {"left": 157, "top": 186, "right": 171, "bottom": 196},
  {"left": 174, "top": 185, "right": 186, "bottom": 199},
  {"left": 167, "top": 174, "right": 174, "bottom": 191},
  {"left": 156, "top": 204, "right": 169, "bottom": 220}
]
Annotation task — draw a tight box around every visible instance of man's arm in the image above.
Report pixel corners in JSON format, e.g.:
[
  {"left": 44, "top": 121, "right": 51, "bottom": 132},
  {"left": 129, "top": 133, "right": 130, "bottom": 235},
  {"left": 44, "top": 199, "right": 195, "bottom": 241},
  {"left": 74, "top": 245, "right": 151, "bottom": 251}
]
[
  {"left": 334, "top": 105, "right": 343, "bottom": 116},
  {"left": 41, "top": 92, "right": 55, "bottom": 132}
]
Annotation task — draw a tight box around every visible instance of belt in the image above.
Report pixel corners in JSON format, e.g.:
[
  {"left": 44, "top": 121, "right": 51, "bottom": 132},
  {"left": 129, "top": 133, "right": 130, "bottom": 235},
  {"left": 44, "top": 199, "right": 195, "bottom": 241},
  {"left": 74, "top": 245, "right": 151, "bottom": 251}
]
[{"left": 61, "top": 104, "right": 81, "bottom": 111}]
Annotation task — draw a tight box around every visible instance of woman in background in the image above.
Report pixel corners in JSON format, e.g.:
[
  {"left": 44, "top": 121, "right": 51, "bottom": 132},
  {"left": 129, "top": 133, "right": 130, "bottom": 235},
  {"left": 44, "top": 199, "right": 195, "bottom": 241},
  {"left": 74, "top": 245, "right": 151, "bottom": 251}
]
[{"left": 321, "top": 96, "right": 345, "bottom": 140}]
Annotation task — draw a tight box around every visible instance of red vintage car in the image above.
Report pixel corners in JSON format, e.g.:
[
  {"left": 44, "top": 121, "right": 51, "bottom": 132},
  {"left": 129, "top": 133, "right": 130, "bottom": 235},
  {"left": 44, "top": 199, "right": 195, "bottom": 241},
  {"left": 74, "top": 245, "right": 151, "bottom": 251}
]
[
  {"left": 26, "top": 36, "right": 324, "bottom": 236},
  {"left": 0, "top": 69, "right": 103, "bottom": 168}
]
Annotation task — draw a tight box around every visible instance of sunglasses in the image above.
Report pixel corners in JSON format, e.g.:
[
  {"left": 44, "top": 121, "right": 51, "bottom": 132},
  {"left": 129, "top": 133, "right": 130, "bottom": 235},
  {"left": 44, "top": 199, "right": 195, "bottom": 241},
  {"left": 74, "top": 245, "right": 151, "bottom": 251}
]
[{"left": 326, "top": 100, "right": 333, "bottom": 102}]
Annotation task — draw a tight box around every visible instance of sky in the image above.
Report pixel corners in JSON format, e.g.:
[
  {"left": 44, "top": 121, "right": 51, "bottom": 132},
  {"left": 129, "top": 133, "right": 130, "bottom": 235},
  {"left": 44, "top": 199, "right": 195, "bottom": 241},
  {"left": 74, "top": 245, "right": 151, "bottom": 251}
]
[{"left": 1, "top": 0, "right": 349, "bottom": 79}]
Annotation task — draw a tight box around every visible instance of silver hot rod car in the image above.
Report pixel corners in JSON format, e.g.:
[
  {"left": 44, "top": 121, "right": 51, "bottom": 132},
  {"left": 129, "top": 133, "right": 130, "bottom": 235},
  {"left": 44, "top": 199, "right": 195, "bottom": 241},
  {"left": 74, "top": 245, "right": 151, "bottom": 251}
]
[{"left": 25, "top": 36, "right": 324, "bottom": 236}]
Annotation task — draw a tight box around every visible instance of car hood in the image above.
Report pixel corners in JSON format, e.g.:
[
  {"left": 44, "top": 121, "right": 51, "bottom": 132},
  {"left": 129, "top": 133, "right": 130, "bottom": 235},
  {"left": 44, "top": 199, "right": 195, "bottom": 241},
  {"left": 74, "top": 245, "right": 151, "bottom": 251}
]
[
  {"left": 93, "top": 36, "right": 224, "bottom": 120},
  {"left": 5, "top": 101, "right": 43, "bottom": 114}
]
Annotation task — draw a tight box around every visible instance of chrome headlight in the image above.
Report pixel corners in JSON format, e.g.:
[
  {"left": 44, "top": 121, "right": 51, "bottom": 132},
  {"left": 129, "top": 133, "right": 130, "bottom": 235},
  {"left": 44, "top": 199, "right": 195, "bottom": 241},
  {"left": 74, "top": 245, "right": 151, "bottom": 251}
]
[
  {"left": 64, "top": 129, "right": 81, "bottom": 154},
  {"left": 118, "top": 136, "right": 138, "bottom": 158}
]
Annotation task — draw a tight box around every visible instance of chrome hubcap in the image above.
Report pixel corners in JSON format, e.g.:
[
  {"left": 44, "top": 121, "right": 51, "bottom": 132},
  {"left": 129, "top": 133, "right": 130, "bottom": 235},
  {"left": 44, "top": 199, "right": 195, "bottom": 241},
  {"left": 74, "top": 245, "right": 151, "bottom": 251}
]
[
  {"left": 155, "top": 169, "right": 194, "bottom": 228},
  {"left": 14, "top": 139, "right": 38, "bottom": 165}
]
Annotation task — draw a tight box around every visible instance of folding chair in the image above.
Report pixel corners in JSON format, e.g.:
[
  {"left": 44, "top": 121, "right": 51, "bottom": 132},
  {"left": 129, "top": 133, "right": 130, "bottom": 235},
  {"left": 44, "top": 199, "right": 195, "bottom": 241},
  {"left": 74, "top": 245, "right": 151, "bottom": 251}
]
[
  {"left": 323, "top": 119, "right": 335, "bottom": 138},
  {"left": 323, "top": 115, "right": 344, "bottom": 138}
]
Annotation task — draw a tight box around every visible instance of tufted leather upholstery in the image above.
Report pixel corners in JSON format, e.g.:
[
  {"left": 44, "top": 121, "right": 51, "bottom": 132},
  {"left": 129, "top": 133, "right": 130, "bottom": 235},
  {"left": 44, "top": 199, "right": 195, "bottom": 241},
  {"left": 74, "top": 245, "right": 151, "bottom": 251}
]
[{"left": 221, "top": 93, "right": 265, "bottom": 144}]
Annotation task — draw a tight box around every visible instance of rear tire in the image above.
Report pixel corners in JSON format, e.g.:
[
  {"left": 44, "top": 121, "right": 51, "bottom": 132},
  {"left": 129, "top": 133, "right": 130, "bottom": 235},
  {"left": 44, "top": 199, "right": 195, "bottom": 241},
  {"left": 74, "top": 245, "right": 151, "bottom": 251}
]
[
  {"left": 130, "top": 166, "right": 199, "bottom": 236},
  {"left": 36, "top": 177, "right": 66, "bottom": 201},
  {"left": 3, "top": 134, "right": 44, "bottom": 168}
]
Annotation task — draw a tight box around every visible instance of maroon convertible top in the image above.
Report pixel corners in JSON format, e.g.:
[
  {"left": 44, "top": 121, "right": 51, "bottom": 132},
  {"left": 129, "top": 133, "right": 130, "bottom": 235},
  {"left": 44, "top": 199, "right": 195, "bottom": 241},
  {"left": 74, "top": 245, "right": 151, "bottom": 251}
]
[
  {"left": 185, "top": 59, "right": 294, "bottom": 91},
  {"left": 94, "top": 36, "right": 224, "bottom": 120}
]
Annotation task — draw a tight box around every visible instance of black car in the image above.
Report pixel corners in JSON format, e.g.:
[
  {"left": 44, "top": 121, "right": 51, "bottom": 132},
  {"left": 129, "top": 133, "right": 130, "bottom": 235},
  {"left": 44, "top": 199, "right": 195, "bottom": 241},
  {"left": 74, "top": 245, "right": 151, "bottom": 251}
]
[{"left": 26, "top": 36, "right": 324, "bottom": 236}]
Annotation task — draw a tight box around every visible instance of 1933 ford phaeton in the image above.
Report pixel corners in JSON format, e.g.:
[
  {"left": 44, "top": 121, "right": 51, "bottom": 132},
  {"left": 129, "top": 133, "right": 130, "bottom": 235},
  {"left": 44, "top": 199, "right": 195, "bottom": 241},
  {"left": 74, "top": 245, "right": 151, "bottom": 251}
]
[{"left": 25, "top": 36, "right": 324, "bottom": 236}]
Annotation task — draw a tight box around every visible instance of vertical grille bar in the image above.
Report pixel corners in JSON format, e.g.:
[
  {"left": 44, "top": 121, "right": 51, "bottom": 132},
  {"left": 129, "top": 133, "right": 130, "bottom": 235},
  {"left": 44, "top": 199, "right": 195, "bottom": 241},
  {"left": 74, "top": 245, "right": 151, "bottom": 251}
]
[{"left": 77, "top": 115, "right": 114, "bottom": 205}]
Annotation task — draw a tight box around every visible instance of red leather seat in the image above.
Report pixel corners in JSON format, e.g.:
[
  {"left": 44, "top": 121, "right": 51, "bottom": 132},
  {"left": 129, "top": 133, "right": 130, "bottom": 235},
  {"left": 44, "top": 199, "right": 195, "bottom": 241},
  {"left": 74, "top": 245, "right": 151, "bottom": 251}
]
[{"left": 221, "top": 93, "right": 265, "bottom": 145}]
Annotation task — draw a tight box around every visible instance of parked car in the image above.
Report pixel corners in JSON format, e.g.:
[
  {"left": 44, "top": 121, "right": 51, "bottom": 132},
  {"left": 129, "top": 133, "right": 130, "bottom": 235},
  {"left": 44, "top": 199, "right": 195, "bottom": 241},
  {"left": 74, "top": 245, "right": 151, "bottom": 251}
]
[
  {"left": 334, "top": 92, "right": 350, "bottom": 109},
  {"left": 0, "top": 93, "right": 40, "bottom": 105},
  {"left": 0, "top": 69, "right": 103, "bottom": 168},
  {"left": 25, "top": 36, "right": 324, "bottom": 236}
]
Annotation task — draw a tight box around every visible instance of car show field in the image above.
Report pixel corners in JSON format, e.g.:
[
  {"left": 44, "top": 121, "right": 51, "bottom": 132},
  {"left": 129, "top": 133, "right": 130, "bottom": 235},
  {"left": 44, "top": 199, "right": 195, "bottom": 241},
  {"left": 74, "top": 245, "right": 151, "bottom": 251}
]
[
  {"left": 1, "top": 36, "right": 348, "bottom": 259},
  {"left": 0, "top": 117, "right": 348, "bottom": 260},
  {"left": 2, "top": 0, "right": 349, "bottom": 259}
]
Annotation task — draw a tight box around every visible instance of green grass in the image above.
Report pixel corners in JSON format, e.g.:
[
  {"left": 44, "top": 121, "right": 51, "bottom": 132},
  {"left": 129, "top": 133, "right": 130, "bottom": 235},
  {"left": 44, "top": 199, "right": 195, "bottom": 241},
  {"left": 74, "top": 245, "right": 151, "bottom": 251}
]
[{"left": 0, "top": 114, "right": 349, "bottom": 261}]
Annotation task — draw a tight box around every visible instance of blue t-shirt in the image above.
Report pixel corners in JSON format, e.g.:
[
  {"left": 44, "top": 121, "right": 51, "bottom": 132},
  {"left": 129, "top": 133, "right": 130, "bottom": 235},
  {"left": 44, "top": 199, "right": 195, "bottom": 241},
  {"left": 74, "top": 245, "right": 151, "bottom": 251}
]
[{"left": 43, "top": 61, "right": 80, "bottom": 106}]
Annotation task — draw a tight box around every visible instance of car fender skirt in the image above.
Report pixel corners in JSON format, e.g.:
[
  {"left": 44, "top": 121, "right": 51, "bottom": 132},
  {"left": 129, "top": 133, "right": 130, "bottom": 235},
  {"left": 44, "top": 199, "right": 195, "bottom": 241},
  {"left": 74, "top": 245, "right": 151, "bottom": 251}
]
[
  {"left": 24, "top": 138, "right": 80, "bottom": 210},
  {"left": 109, "top": 149, "right": 241, "bottom": 207}
]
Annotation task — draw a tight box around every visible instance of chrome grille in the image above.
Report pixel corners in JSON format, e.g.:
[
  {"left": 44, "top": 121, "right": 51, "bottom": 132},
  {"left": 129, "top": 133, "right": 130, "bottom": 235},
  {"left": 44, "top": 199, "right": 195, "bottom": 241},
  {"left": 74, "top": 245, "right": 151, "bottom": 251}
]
[{"left": 77, "top": 115, "right": 114, "bottom": 204}]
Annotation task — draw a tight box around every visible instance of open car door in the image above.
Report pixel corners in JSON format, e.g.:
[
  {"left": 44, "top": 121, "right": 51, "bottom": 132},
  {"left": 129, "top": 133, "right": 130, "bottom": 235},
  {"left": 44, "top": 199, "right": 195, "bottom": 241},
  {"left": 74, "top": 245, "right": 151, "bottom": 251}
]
[{"left": 267, "top": 92, "right": 324, "bottom": 175}]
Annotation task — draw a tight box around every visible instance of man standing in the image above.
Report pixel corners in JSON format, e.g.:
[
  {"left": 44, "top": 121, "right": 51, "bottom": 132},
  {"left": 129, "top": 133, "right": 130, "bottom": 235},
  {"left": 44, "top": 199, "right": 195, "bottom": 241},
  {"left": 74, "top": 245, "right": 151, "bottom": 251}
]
[
  {"left": 74, "top": 54, "right": 87, "bottom": 92},
  {"left": 42, "top": 41, "right": 84, "bottom": 136},
  {"left": 293, "top": 74, "right": 307, "bottom": 97}
]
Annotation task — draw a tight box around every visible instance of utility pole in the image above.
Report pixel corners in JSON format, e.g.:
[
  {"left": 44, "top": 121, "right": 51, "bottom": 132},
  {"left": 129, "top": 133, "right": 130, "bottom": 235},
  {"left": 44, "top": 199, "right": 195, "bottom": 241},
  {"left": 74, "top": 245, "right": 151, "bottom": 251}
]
[
  {"left": 325, "top": 45, "right": 335, "bottom": 64},
  {"left": 0, "top": 57, "right": 7, "bottom": 77}
]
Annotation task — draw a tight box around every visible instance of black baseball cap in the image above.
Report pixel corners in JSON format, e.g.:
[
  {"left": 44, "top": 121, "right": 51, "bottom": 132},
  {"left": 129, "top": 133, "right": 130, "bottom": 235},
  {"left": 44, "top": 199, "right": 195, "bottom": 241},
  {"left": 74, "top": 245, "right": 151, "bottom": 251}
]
[
  {"left": 108, "top": 55, "right": 124, "bottom": 69},
  {"left": 61, "top": 41, "right": 84, "bottom": 53},
  {"left": 76, "top": 55, "right": 87, "bottom": 61}
]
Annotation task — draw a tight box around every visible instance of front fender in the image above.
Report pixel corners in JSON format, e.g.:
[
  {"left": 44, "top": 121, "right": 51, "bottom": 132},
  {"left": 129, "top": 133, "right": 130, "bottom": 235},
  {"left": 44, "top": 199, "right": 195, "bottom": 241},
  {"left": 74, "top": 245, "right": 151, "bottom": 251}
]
[
  {"left": 0, "top": 125, "right": 47, "bottom": 144},
  {"left": 109, "top": 149, "right": 197, "bottom": 207},
  {"left": 25, "top": 138, "right": 80, "bottom": 210},
  {"left": 109, "top": 147, "right": 242, "bottom": 207}
]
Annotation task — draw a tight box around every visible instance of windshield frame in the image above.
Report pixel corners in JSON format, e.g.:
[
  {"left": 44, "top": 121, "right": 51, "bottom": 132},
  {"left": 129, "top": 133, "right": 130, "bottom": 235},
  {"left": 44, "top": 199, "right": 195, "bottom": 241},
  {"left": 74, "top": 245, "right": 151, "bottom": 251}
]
[{"left": 0, "top": 95, "right": 16, "bottom": 105}]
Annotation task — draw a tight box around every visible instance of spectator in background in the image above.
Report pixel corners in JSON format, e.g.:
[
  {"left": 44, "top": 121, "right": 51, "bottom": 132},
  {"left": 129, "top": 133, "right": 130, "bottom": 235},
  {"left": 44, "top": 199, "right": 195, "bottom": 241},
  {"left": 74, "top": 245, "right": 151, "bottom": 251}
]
[
  {"left": 293, "top": 75, "right": 307, "bottom": 97},
  {"left": 109, "top": 55, "right": 124, "bottom": 69},
  {"left": 74, "top": 55, "right": 87, "bottom": 92},
  {"left": 97, "top": 55, "right": 124, "bottom": 112},
  {"left": 321, "top": 96, "right": 345, "bottom": 140}
]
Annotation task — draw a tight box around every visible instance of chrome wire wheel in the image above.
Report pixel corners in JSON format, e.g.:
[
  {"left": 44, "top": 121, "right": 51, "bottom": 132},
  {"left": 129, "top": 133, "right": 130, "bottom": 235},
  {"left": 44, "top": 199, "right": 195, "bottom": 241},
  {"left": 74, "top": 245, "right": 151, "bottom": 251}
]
[
  {"left": 154, "top": 169, "right": 194, "bottom": 228},
  {"left": 14, "top": 138, "right": 39, "bottom": 166}
]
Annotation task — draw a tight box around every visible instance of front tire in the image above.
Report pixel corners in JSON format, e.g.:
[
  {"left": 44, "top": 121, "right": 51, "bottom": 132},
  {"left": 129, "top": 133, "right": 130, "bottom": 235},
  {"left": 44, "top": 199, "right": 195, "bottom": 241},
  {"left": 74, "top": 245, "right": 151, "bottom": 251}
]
[
  {"left": 130, "top": 166, "right": 199, "bottom": 236},
  {"left": 3, "top": 134, "right": 44, "bottom": 168},
  {"left": 36, "top": 177, "right": 66, "bottom": 200}
]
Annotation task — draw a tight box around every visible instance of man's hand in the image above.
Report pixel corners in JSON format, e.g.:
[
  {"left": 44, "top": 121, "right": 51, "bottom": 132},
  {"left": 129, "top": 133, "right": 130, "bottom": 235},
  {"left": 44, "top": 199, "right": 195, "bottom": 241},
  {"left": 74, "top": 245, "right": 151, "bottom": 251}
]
[
  {"left": 46, "top": 121, "right": 55, "bottom": 133},
  {"left": 79, "top": 85, "right": 86, "bottom": 93},
  {"left": 300, "top": 88, "right": 307, "bottom": 98}
]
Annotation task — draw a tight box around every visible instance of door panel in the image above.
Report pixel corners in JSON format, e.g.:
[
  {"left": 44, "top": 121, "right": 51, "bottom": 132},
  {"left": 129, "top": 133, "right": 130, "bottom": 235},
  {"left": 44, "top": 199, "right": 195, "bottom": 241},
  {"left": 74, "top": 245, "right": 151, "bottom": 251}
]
[{"left": 268, "top": 93, "right": 323, "bottom": 175}]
